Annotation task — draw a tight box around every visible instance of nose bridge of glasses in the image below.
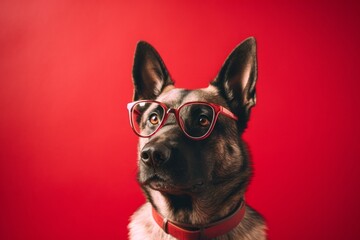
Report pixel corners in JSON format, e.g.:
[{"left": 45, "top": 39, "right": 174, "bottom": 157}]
[
  {"left": 166, "top": 108, "right": 177, "bottom": 115},
  {"left": 163, "top": 108, "right": 178, "bottom": 123},
  {"left": 162, "top": 107, "right": 180, "bottom": 127}
]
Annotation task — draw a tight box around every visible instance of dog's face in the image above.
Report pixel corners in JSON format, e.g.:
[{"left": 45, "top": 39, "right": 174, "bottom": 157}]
[{"left": 129, "top": 38, "right": 257, "bottom": 214}]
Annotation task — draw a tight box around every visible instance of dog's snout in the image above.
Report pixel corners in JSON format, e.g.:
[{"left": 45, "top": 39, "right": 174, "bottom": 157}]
[{"left": 141, "top": 144, "right": 171, "bottom": 167}]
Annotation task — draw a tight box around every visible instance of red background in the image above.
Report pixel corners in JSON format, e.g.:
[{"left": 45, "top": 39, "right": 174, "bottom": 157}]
[{"left": 1, "top": 1, "right": 360, "bottom": 239}]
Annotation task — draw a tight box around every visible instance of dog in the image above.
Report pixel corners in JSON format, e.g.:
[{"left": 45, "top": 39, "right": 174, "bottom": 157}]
[{"left": 127, "top": 37, "right": 266, "bottom": 240}]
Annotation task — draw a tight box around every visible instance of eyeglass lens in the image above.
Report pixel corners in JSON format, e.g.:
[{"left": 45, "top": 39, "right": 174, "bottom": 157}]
[{"left": 179, "top": 103, "right": 214, "bottom": 138}]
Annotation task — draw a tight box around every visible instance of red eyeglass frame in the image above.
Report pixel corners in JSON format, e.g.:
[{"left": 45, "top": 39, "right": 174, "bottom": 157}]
[{"left": 127, "top": 100, "right": 238, "bottom": 140}]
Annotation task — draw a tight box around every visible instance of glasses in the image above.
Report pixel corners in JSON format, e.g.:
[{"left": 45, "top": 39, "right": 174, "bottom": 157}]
[{"left": 127, "top": 100, "right": 238, "bottom": 140}]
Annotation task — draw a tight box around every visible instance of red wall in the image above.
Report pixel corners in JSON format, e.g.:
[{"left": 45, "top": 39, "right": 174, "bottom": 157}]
[{"left": 1, "top": 1, "right": 360, "bottom": 239}]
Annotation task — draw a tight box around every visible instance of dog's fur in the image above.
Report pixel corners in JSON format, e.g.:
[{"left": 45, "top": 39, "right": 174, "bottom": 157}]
[{"left": 128, "top": 37, "right": 267, "bottom": 240}]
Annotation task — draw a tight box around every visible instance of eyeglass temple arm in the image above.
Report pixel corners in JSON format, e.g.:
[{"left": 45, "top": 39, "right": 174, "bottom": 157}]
[
  {"left": 220, "top": 106, "right": 238, "bottom": 121},
  {"left": 127, "top": 102, "right": 141, "bottom": 117}
]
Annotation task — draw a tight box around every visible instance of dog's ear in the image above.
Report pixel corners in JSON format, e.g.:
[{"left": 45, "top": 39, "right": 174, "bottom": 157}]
[
  {"left": 132, "top": 41, "right": 174, "bottom": 100},
  {"left": 211, "top": 37, "right": 257, "bottom": 129}
]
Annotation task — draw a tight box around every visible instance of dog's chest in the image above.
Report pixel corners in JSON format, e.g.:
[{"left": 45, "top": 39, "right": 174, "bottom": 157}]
[
  {"left": 128, "top": 203, "right": 176, "bottom": 240},
  {"left": 128, "top": 203, "right": 267, "bottom": 240}
]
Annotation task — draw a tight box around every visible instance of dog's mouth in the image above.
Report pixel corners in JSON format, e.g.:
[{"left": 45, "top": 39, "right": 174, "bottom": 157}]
[{"left": 143, "top": 175, "right": 205, "bottom": 195}]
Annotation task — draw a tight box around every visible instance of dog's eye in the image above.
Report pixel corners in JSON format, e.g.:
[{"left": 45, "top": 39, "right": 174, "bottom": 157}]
[
  {"left": 149, "top": 113, "right": 160, "bottom": 125},
  {"left": 198, "top": 115, "right": 211, "bottom": 127}
]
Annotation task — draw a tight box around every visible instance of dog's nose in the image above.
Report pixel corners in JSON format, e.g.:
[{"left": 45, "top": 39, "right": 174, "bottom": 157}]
[{"left": 140, "top": 144, "right": 171, "bottom": 167}]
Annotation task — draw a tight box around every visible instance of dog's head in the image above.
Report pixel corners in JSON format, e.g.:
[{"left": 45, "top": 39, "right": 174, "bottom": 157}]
[{"left": 129, "top": 38, "right": 257, "bottom": 216}]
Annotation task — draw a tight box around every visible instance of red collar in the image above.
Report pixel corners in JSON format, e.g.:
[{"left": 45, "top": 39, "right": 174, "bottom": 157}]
[{"left": 152, "top": 200, "right": 246, "bottom": 240}]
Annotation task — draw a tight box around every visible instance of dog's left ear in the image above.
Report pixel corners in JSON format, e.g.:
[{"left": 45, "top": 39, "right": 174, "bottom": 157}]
[
  {"left": 132, "top": 41, "right": 174, "bottom": 101},
  {"left": 211, "top": 37, "right": 257, "bottom": 128}
]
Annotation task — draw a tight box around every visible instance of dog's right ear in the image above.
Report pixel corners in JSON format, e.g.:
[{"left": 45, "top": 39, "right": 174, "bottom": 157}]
[
  {"left": 211, "top": 37, "right": 257, "bottom": 130},
  {"left": 132, "top": 41, "right": 174, "bottom": 101}
]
